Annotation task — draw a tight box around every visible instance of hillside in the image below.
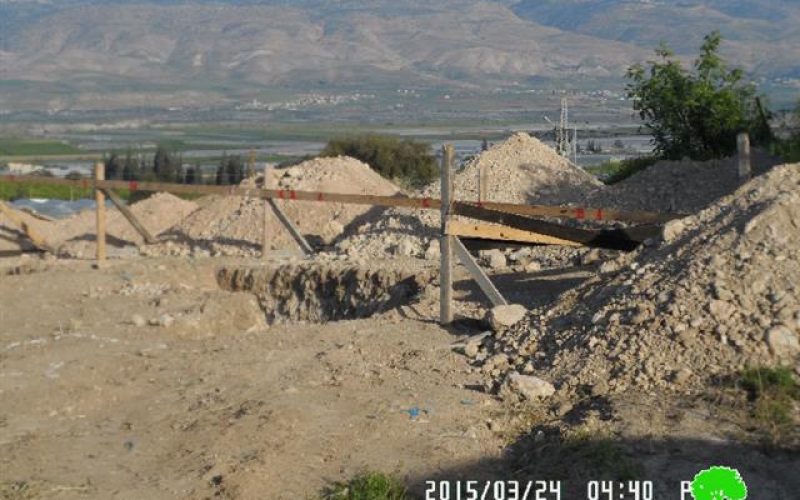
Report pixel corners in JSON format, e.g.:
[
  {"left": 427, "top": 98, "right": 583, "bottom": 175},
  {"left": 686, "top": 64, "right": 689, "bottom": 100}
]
[
  {"left": 512, "top": 0, "right": 800, "bottom": 77},
  {"left": 1, "top": 0, "right": 799, "bottom": 109}
]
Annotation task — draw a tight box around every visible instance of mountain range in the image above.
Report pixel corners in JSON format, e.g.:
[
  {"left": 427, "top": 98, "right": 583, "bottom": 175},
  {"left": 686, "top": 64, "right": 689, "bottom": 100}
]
[{"left": 1, "top": 0, "right": 799, "bottom": 110}]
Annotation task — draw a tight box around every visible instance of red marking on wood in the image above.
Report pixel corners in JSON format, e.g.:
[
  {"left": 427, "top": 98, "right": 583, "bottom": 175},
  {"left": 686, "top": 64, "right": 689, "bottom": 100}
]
[
  {"left": 129, "top": 181, "right": 138, "bottom": 192},
  {"left": 575, "top": 208, "right": 586, "bottom": 219},
  {"left": 595, "top": 209, "right": 603, "bottom": 220},
  {"left": 278, "top": 190, "right": 285, "bottom": 199},
  {"left": 317, "top": 193, "right": 324, "bottom": 201},
  {"left": 422, "top": 198, "right": 431, "bottom": 208},
  {"left": 476, "top": 201, "right": 484, "bottom": 208},
  {"left": 290, "top": 190, "right": 297, "bottom": 200}
]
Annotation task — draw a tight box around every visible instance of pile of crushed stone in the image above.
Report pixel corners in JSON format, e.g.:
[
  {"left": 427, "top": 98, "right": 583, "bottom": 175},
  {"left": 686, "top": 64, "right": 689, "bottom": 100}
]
[
  {"left": 335, "top": 134, "right": 783, "bottom": 263},
  {"left": 146, "top": 156, "right": 401, "bottom": 257},
  {"left": 335, "top": 133, "right": 604, "bottom": 260},
  {"left": 0, "top": 193, "right": 199, "bottom": 258},
  {"left": 58, "top": 192, "right": 199, "bottom": 258},
  {"left": 470, "top": 163, "right": 800, "bottom": 399},
  {"left": 442, "top": 132, "right": 603, "bottom": 205},
  {"left": 591, "top": 149, "right": 781, "bottom": 214}
]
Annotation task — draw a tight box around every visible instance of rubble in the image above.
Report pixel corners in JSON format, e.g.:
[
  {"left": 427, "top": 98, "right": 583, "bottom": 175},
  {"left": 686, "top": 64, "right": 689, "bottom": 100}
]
[{"left": 472, "top": 164, "right": 800, "bottom": 396}]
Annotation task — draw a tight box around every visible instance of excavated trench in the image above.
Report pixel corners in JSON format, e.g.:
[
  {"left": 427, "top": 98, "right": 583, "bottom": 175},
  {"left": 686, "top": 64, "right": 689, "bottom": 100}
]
[{"left": 217, "top": 262, "right": 434, "bottom": 324}]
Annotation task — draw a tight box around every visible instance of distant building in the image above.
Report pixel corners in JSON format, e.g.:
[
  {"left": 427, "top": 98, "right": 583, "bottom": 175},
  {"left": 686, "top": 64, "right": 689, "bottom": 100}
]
[{"left": 5, "top": 162, "right": 43, "bottom": 174}]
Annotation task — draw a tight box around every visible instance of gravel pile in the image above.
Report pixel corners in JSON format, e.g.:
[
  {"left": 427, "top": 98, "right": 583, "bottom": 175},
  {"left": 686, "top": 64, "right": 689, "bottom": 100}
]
[
  {"left": 335, "top": 133, "right": 603, "bottom": 259},
  {"left": 592, "top": 149, "right": 782, "bottom": 214},
  {"left": 57, "top": 192, "right": 200, "bottom": 258},
  {"left": 146, "top": 156, "right": 401, "bottom": 256},
  {"left": 471, "top": 163, "right": 800, "bottom": 398},
  {"left": 0, "top": 193, "right": 199, "bottom": 258},
  {"left": 444, "top": 132, "right": 603, "bottom": 205}
]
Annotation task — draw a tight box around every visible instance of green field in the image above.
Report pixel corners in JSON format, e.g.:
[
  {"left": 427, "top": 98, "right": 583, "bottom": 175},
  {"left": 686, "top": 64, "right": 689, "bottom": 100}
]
[
  {"left": 0, "top": 139, "right": 82, "bottom": 157},
  {"left": 0, "top": 178, "right": 104, "bottom": 202}
]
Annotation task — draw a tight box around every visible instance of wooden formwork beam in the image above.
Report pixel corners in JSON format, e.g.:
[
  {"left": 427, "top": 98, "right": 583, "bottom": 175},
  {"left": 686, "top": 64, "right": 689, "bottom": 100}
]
[
  {"left": 267, "top": 199, "right": 313, "bottom": 256},
  {"left": 452, "top": 236, "right": 507, "bottom": 307},
  {"left": 100, "top": 188, "right": 157, "bottom": 244},
  {"left": 0, "top": 174, "right": 678, "bottom": 224},
  {"left": 446, "top": 220, "right": 581, "bottom": 247},
  {"left": 451, "top": 203, "right": 661, "bottom": 251},
  {"left": 0, "top": 201, "right": 56, "bottom": 253}
]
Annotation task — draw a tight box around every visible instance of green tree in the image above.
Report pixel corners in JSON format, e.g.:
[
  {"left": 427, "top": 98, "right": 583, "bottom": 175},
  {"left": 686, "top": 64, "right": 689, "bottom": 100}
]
[
  {"left": 627, "top": 32, "right": 761, "bottom": 161},
  {"left": 320, "top": 135, "right": 438, "bottom": 187},
  {"left": 184, "top": 166, "right": 196, "bottom": 185},
  {"left": 215, "top": 157, "right": 226, "bottom": 185},
  {"left": 105, "top": 152, "right": 123, "bottom": 180},
  {"left": 121, "top": 150, "right": 138, "bottom": 181},
  {"left": 152, "top": 144, "right": 180, "bottom": 183}
]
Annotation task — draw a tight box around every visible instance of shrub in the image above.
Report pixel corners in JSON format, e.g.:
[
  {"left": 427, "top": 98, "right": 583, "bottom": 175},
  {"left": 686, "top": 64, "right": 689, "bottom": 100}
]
[
  {"left": 322, "top": 472, "right": 408, "bottom": 500},
  {"left": 739, "top": 366, "right": 799, "bottom": 442},
  {"left": 320, "top": 135, "right": 438, "bottom": 187},
  {"left": 586, "top": 156, "right": 659, "bottom": 185}
]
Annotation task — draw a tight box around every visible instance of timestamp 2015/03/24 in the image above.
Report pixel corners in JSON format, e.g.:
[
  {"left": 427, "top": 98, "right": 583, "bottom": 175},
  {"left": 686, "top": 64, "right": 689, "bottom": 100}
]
[{"left": 424, "top": 480, "right": 562, "bottom": 500}]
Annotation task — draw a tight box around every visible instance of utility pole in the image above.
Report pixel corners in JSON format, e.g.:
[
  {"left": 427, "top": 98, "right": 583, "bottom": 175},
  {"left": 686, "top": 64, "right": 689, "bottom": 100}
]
[{"left": 555, "top": 96, "right": 573, "bottom": 160}]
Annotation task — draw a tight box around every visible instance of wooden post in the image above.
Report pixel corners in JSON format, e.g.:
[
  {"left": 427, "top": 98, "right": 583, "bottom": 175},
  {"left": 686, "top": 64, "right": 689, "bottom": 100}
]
[
  {"left": 478, "top": 163, "right": 488, "bottom": 203},
  {"left": 94, "top": 162, "right": 106, "bottom": 266},
  {"left": 263, "top": 163, "right": 271, "bottom": 258},
  {"left": 440, "top": 144, "right": 455, "bottom": 325},
  {"left": 737, "top": 133, "right": 751, "bottom": 181}
]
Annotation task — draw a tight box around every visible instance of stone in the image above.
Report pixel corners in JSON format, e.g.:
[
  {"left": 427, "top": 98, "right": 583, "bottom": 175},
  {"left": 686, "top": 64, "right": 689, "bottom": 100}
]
[
  {"left": 484, "top": 353, "right": 509, "bottom": 371},
  {"left": 599, "top": 261, "right": 619, "bottom": 274},
  {"left": 765, "top": 325, "right": 800, "bottom": 357},
  {"left": 581, "top": 249, "right": 602, "bottom": 265},
  {"left": 158, "top": 314, "right": 175, "bottom": 328},
  {"left": 525, "top": 261, "right": 542, "bottom": 273},
  {"left": 506, "top": 373, "right": 555, "bottom": 401},
  {"left": 464, "top": 343, "right": 480, "bottom": 359},
  {"left": 395, "top": 239, "right": 418, "bottom": 257},
  {"left": 708, "top": 300, "right": 735, "bottom": 322},
  {"left": 424, "top": 241, "right": 440, "bottom": 261},
  {"left": 483, "top": 250, "right": 506, "bottom": 270},
  {"left": 486, "top": 304, "right": 527, "bottom": 331},
  {"left": 131, "top": 315, "right": 147, "bottom": 328},
  {"left": 672, "top": 368, "right": 693, "bottom": 385},
  {"left": 508, "top": 248, "right": 531, "bottom": 263},
  {"left": 662, "top": 219, "right": 685, "bottom": 243}
]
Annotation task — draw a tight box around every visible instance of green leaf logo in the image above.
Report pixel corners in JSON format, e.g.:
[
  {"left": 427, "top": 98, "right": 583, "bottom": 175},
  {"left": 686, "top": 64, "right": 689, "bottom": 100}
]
[{"left": 690, "top": 466, "right": 748, "bottom": 500}]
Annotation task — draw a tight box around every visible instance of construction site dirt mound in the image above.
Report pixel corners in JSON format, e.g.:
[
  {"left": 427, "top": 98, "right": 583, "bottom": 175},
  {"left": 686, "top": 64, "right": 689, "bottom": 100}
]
[
  {"left": 150, "top": 156, "right": 401, "bottom": 256},
  {"left": 474, "top": 163, "right": 800, "bottom": 399},
  {"left": 592, "top": 149, "right": 782, "bottom": 214},
  {"left": 427, "top": 132, "right": 603, "bottom": 205},
  {"left": 336, "top": 133, "right": 603, "bottom": 259},
  {"left": 55, "top": 193, "right": 200, "bottom": 259},
  {"left": 1, "top": 193, "right": 199, "bottom": 258}
]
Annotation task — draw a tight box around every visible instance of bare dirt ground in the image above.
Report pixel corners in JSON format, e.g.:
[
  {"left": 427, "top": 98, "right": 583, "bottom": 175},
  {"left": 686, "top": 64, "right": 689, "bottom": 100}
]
[
  {"left": 1, "top": 253, "right": 797, "bottom": 499},
  {"left": 0, "top": 256, "right": 513, "bottom": 499}
]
